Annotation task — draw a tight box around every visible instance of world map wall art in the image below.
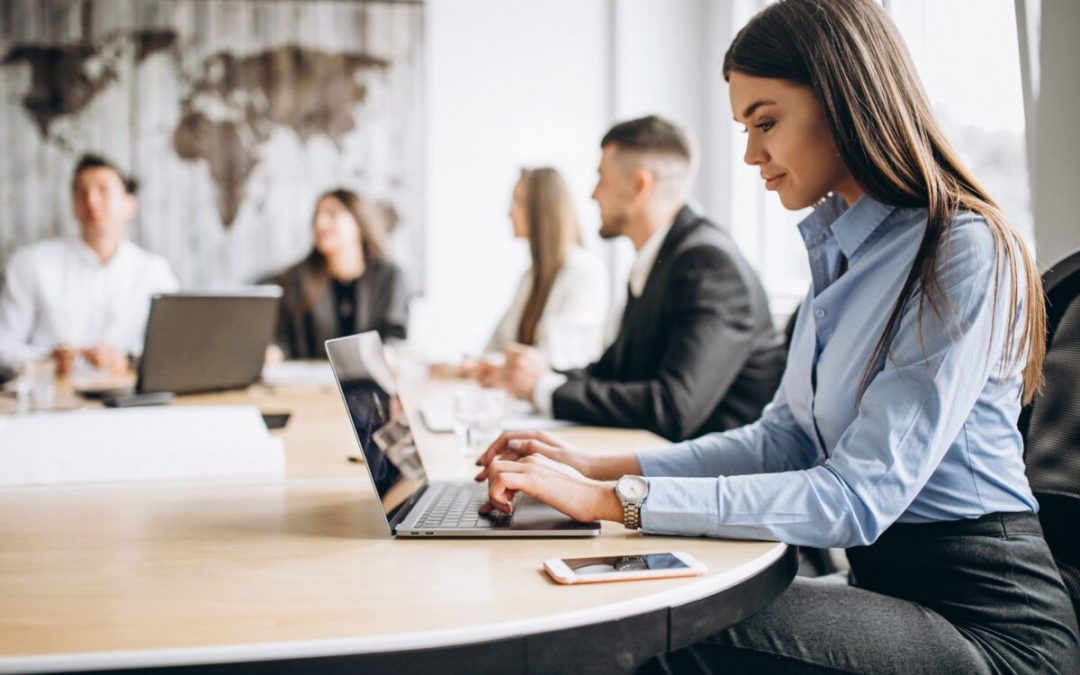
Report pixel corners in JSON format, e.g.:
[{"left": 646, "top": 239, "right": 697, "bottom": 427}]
[{"left": 0, "top": 0, "right": 424, "bottom": 290}]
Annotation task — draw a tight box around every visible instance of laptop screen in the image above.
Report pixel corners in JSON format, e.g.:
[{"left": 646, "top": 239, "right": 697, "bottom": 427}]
[{"left": 325, "top": 332, "right": 429, "bottom": 520}]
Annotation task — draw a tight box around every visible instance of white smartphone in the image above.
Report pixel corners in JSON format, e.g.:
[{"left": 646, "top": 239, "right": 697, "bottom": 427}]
[{"left": 542, "top": 551, "right": 707, "bottom": 585}]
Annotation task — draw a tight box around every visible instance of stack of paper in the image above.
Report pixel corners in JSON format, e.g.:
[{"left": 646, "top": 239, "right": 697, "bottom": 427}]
[
  {"left": 0, "top": 406, "right": 285, "bottom": 486},
  {"left": 419, "top": 399, "right": 574, "bottom": 434},
  {"left": 261, "top": 361, "right": 336, "bottom": 388}
]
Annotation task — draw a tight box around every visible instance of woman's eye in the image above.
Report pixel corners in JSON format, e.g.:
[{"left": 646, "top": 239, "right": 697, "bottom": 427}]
[{"left": 755, "top": 119, "right": 775, "bottom": 132}]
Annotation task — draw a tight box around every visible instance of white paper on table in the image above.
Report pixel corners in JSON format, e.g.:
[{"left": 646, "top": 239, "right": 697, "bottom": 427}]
[
  {"left": 0, "top": 406, "right": 285, "bottom": 486},
  {"left": 261, "top": 361, "right": 337, "bottom": 388},
  {"left": 419, "top": 400, "right": 574, "bottom": 434}
]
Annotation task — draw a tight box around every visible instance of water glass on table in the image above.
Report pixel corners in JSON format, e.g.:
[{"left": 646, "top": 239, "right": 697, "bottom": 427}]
[
  {"left": 13, "top": 360, "right": 56, "bottom": 413},
  {"left": 452, "top": 387, "right": 506, "bottom": 457}
]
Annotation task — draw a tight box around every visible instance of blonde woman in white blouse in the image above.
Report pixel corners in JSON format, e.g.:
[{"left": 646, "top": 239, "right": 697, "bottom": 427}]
[{"left": 483, "top": 168, "right": 608, "bottom": 371}]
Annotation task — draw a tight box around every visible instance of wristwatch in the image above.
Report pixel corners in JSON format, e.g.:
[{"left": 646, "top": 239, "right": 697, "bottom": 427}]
[
  {"left": 614, "top": 555, "right": 649, "bottom": 572},
  {"left": 615, "top": 475, "right": 649, "bottom": 530}
]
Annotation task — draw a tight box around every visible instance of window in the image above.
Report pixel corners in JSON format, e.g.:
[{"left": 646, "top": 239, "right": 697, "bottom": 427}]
[{"left": 888, "top": 0, "right": 1032, "bottom": 244}]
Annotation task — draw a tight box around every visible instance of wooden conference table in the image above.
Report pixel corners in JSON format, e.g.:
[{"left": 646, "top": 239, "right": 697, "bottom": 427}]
[{"left": 0, "top": 374, "right": 795, "bottom": 675}]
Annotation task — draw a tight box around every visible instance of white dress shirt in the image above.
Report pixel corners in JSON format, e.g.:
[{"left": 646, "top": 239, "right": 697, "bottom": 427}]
[
  {"left": 533, "top": 222, "right": 673, "bottom": 415},
  {"left": 0, "top": 237, "right": 179, "bottom": 368},
  {"left": 486, "top": 246, "right": 609, "bottom": 369}
]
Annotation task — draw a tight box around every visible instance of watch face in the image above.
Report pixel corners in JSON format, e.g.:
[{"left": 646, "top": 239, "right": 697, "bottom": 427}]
[{"left": 618, "top": 476, "right": 648, "bottom": 500}]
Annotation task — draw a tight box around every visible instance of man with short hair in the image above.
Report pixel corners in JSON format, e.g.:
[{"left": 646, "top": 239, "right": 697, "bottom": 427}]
[
  {"left": 0, "top": 154, "right": 179, "bottom": 375},
  {"left": 491, "top": 115, "right": 785, "bottom": 441}
]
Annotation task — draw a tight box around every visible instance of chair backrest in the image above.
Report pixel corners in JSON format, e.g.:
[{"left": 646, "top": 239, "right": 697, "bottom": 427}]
[
  {"left": 783, "top": 307, "right": 800, "bottom": 352},
  {"left": 1019, "top": 247, "right": 1080, "bottom": 620}
]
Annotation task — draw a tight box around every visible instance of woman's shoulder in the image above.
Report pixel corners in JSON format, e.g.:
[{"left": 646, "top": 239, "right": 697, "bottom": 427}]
[
  {"left": 550, "top": 247, "right": 609, "bottom": 310},
  {"left": 941, "top": 212, "right": 999, "bottom": 275},
  {"left": 561, "top": 246, "right": 607, "bottom": 278},
  {"left": 891, "top": 207, "right": 997, "bottom": 271},
  {"left": 908, "top": 210, "right": 1015, "bottom": 309},
  {"left": 265, "top": 255, "right": 316, "bottom": 287},
  {"left": 365, "top": 257, "right": 405, "bottom": 283}
]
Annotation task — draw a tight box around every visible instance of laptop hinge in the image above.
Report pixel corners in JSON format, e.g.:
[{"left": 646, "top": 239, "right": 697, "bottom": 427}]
[{"left": 387, "top": 482, "right": 429, "bottom": 534}]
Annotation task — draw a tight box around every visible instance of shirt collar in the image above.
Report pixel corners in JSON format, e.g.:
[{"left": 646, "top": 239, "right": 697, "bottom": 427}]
[
  {"left": 628, "top": 215, "right": 675, "bottom": 297},
  {"left": 798, "top": 194, "right": 895, "bottom": 260},
  {"left": 71, "top": 235, "right": 131, "bottom": 267}
]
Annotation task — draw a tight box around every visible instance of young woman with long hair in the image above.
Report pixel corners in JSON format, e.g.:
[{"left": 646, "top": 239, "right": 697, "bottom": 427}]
[
  {"left": 269, "top": 188, "right": 407, "bottom": 360},
  {"left": 483, "top": 167, "right": 608, "bottom": 367},
  {"left": 474, "top": 1, "right": 1079, "bottom": 671}
]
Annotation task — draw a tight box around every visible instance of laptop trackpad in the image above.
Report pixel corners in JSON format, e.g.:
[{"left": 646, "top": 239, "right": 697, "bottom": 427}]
[{"left": 511, "top": 495, "right": 600, "bottom": 532}]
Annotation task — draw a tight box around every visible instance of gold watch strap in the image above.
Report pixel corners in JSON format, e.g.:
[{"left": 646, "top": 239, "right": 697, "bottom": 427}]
[{"left": 623, "top": 501, "right": 641, "bottom": 530}]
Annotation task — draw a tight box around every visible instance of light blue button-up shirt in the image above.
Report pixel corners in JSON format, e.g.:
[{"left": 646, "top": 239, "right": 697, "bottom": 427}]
[{"left": 637, "top": 195, "right": 1037, "bottom": 548}]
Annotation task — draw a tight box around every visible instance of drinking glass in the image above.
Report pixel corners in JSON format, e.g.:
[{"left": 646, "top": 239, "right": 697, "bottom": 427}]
[
  {"left": 452, "top": 387, "right": 506, "bottom": 457},
  {"left": 14, "top": 359, "right": 56, "bottom": 413}
]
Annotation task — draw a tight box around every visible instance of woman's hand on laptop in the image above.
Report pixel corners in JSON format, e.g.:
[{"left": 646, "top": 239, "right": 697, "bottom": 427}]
[
  {"left": 474, "top": 430, "right": 581, "bottom": 481},
  {"left": 478, "top": 453, "right": 622, "bottom": 524}
]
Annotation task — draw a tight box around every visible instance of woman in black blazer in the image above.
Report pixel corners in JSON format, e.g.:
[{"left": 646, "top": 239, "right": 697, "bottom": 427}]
[{"left": 268, "top": 189, "right": 407, "bottom": 359}]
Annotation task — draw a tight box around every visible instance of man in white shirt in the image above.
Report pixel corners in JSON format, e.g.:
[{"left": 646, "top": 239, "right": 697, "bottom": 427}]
[
  {"left": 486, "top": 116, "right": 785, "bottom": 441},
  {"left": 0, "top": 154, "right": 179, "bottom": 375}
]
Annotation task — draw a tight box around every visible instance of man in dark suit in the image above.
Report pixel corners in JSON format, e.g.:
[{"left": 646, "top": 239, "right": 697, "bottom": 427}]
[{"left": 492, "top": 115, "right": 785, "bottom": 442}]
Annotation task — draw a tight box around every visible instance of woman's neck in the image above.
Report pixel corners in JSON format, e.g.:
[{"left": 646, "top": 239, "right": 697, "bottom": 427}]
[{"left": 325, "top": 247, "right": 365, "bottom": 282}]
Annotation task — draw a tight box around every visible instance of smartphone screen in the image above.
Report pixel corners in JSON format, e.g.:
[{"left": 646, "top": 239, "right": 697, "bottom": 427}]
[{"left": 561, "top": 553, "right": 690, "bottom": 575}]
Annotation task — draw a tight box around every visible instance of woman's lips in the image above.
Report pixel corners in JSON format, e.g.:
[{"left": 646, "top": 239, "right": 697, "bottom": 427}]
[{"left": 764, "top": 173, "right": 785, "bottom": 190}]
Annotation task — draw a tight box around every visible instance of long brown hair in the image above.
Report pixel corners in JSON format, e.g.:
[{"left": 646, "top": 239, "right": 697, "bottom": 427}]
[
  {"left": 295, "top": 188, "right": 388, "bottom": 316},
  {"left": 723, "top": 0, "right": 1045, "bottom": 404},
  {"left": 516, "top": 168, "right": 583, "bottom": 345}
]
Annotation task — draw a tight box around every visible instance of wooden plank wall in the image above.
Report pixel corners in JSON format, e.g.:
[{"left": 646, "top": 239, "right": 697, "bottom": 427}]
[{"left": 0, "top": 0, "right": 424, "bottom": 290}]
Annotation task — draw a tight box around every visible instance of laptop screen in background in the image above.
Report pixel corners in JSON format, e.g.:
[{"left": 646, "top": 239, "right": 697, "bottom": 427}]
[{"left": 325, "top": 332, "right": 429, "bottom": 518}]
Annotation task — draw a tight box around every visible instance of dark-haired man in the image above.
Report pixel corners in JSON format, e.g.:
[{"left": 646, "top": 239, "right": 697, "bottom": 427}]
[
  {"left": 491, "top": 116, "right": 785, "bottom": 441},
  {"left": 0, "top": 154, "right": 178, "bottom": 375}
]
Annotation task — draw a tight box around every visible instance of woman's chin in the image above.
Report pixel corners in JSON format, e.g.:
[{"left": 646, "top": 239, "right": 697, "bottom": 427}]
[{"left": 776, "top": 190, "right": 816, "bottom": 211}]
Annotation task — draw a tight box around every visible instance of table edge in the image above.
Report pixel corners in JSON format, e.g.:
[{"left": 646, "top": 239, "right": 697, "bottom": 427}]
[{"left": 0, "top": 543, "right": 789, "bottom": 674}]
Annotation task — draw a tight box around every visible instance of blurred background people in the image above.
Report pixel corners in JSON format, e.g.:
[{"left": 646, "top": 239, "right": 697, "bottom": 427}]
[
  {"left": 489, "top": 116, "right": 786, "bottom": 442},
  {"left": 0, "top": 154, "right": 178, "bottom": 376},
  {"left": 267, "top": 188, "right": 408, "bottom": 360}
]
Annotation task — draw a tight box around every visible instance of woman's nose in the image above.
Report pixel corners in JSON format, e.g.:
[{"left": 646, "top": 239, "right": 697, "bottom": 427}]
[{"left": 743, "top": 135, "right": 767, "bottom": 166}]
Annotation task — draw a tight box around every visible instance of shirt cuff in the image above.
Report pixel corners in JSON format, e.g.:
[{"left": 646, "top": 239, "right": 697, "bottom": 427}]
[
  {"left": 532, "top": 371, "right": 568, "bottom": 418},
  {"left": 639, "top": 476, "right": 721, "bottom": 536}
]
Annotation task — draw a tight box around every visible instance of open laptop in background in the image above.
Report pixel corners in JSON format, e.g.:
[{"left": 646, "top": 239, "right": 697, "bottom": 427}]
[
  {"left": 326, "top": 331, "right": 600, "bottom": 538},
  {"left": 78, "top": 287, "right": 282, "bottom": 401}
]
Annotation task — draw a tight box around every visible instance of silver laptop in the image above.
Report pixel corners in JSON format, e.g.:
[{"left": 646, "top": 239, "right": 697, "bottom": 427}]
[
  {"left": 77, "top": 287, "right": 282, "bottom": 400},
  {"left": 325, "top": 332, "right": 600, "bottom": 538}
]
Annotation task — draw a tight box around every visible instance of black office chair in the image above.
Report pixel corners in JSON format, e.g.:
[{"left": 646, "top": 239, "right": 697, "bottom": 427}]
[{"left": 1019, "top": 247, "right": 1080, "bottom": 621}]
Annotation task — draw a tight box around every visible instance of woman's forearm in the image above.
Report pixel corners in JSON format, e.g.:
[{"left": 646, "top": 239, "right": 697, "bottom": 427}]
[{"left": 577, "top": 453, "right": 643, "bottom": 481}]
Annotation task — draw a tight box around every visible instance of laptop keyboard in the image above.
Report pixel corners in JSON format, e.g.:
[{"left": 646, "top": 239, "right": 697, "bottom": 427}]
[{"left": 414, "top": 483, "right": 513, "bottom": 529}]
